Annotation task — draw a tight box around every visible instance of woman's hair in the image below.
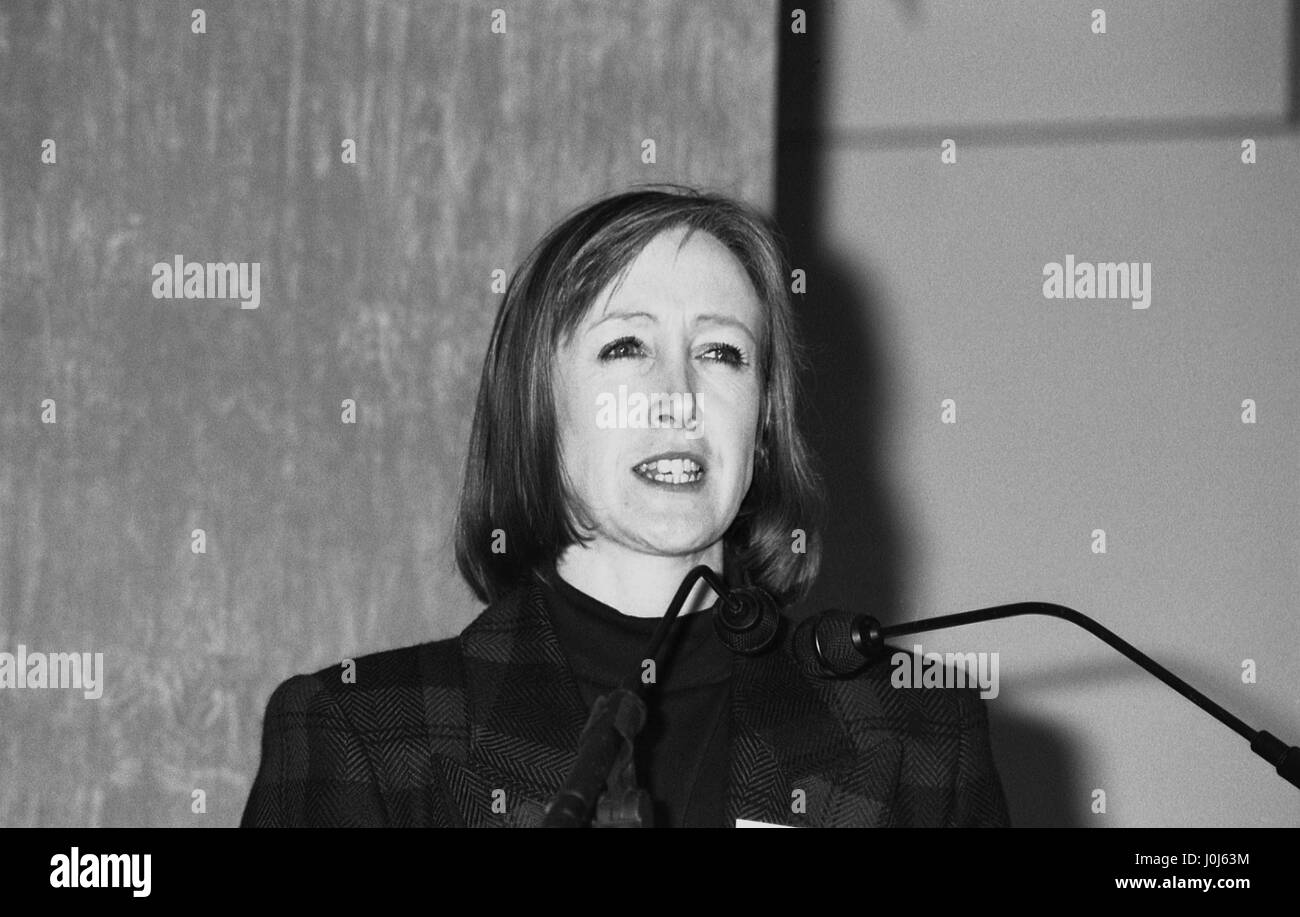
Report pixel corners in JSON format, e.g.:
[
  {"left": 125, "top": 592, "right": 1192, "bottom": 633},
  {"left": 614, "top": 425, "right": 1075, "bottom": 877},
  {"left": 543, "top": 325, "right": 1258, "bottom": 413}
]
[{"left": 454, "top": 184, "right": 824, "bottom": 606}]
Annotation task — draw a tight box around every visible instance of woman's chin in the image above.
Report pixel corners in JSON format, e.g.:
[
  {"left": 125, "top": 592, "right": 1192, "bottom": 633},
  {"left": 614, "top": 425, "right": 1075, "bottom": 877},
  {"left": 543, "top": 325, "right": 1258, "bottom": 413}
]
[{"left": 619, "top": 524, "right": 725, "bottom": 559}]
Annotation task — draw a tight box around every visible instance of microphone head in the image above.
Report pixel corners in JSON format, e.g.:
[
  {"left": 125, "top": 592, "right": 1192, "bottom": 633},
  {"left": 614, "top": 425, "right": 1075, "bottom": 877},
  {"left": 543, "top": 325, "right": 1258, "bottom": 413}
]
[
  {"left": 793, "top": 609, "right": 872, "bottom": 678},
  {"left": 713, "top": 586, "right": 782, "bottom": 655}
]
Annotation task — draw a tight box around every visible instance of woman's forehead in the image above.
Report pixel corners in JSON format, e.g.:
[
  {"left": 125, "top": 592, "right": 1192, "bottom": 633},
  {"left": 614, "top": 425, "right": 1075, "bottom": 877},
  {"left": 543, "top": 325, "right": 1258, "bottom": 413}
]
[{"left": 582, "top": 229, "right": 764, "bottom": 331}]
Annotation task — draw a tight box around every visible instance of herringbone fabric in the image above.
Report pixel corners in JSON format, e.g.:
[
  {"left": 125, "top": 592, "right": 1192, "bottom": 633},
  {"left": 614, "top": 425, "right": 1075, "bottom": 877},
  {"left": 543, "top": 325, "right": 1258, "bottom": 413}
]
[{"left": 241, "top": 582, "right": 1011, "bottom": 827}]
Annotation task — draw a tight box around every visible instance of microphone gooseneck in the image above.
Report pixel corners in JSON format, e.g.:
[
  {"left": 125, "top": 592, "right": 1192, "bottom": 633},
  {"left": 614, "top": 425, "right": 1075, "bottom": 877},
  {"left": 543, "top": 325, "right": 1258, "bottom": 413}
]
[{"left": 792, "top": 601, "right": 1300, "bottom": 793}]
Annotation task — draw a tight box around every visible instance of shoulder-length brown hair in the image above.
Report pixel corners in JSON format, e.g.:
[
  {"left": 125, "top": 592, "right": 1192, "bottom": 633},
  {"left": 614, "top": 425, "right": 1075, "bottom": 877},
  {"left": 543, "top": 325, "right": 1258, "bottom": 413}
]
[{"left": 454, "top": 185, "right": 824, "bottom": 606}]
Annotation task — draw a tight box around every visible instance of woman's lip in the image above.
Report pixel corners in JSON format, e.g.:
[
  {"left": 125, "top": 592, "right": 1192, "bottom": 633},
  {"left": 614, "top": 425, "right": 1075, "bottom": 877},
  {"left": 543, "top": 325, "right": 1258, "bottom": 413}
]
[
  {"left": 630, "top": 451, "right": 706, "bottom": 471},
  {"left": 630, "top": 451, "right": 706, "bottom": 487},
  {"left": 631, "top": 467, "right": 706, "bottom": 489}
]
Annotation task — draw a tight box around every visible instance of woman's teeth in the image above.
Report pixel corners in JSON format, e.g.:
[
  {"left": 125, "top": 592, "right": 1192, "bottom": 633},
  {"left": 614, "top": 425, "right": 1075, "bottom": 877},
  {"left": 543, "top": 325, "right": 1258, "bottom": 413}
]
[{"left": 634, "top": 458, "right": 703, "bottom": 484}]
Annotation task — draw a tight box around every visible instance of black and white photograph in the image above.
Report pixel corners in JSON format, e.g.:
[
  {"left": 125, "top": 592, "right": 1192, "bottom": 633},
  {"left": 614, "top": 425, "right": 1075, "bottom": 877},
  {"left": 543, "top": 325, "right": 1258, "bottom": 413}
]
[{"left": 0, "top": 0, "right": 1296, "bottom": 897}]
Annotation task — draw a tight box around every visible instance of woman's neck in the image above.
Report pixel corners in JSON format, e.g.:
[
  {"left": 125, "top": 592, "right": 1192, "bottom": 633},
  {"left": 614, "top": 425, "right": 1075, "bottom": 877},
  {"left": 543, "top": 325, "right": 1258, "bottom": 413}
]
[{"left": 553, "top": 541, "right": 724, "bottom": 619}]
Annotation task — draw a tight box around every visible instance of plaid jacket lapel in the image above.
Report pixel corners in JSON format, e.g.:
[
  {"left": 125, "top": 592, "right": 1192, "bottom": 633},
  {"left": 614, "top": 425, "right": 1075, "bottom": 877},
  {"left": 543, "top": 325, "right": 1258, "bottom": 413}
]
[
  {"left": 726, "top": 637, "right": 903, "bottom": 828},
  {"left": 451, "top": 582, "right": 587, "bottom": 827}
]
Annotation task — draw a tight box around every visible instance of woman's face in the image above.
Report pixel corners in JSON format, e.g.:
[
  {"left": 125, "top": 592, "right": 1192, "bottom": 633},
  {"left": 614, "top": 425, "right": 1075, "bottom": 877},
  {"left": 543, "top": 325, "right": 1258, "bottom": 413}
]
[{"left": 553, "top": 227, "right": 764, "bottom": 560}]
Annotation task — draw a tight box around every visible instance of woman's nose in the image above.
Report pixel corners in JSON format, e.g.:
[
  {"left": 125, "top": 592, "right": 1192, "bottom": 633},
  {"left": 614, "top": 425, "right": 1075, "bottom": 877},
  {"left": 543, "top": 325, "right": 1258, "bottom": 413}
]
[{"left": 649, "top": 354, "right": 698, "bottom": 428}]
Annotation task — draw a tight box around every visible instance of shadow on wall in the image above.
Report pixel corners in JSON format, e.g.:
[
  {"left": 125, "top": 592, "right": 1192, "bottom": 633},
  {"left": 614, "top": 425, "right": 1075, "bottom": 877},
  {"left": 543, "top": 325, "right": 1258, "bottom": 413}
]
[
  {"left": 989, "top": 711, "right": 1084, "bottom": 828},
  {"left": 773, "top": 0, "right": 1081, "bottom": 827}
]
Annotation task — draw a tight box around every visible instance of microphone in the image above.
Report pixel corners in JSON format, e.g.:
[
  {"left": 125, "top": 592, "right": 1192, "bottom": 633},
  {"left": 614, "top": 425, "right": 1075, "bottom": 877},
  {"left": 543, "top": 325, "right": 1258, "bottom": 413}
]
[
  {"left": 791, "top": 601, "right": 1300, "bottom": 792},
  {"left": 713, "top": 586, "right": 782, "bottom": 655},
  {"left": 545, "top": 563, "right": 735, "bottom": 826},
  {"left": 792, "top": 609, "right": 883, "bottom": 677}
]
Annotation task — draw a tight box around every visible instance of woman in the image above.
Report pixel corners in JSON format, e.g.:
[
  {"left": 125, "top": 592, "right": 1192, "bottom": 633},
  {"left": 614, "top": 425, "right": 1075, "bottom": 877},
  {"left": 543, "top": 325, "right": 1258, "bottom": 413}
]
[{"left": 241, "top": 186, "right": 1010, "bottom": 827}]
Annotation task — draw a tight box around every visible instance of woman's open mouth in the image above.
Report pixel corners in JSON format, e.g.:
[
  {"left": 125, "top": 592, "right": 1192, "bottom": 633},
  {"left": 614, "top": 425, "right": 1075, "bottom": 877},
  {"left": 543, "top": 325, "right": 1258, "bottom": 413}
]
[{"left": 632, "top": 455, "right": 705, "bottom": 486}]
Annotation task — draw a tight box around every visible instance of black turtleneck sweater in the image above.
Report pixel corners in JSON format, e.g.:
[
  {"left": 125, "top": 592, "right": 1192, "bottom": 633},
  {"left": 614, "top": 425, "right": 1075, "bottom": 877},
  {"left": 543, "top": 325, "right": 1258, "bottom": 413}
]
[{"left": 536, "top": 568, "right": 733, "bottom": 828}]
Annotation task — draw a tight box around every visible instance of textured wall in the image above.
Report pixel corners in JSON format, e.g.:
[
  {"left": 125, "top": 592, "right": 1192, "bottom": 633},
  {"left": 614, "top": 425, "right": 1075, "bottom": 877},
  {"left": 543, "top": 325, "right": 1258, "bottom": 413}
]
[
  {"left": 0, "top": 0, "right": 775, "bottom": 827},
  {"left": 794, "top": 0, "right": 1298, "bottom": 827}
]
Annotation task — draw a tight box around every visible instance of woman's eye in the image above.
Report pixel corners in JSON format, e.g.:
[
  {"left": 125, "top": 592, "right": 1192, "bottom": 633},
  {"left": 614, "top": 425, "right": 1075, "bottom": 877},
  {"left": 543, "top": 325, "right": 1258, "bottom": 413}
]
[
  {"left": 598, "top": 336, "right": 645, "bottom": 361},
  {"left": 597, "top": 337, "right": 747, "bottom": 365},
  {"left": 701, "top": 343, "right": 747, "bottom": 366}
]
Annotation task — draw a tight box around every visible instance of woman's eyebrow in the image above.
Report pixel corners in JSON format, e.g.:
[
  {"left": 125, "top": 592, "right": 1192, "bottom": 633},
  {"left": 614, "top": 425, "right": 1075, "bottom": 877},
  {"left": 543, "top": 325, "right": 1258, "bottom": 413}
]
[
  {"left": 589, "top": 309, "right": 655, "bottom": 328},
  {"left": 588, "top": 309, "right": 756, "bottom": 342},
  {"left": 693, "top": 313, "right": 757, "bottom": 342}
]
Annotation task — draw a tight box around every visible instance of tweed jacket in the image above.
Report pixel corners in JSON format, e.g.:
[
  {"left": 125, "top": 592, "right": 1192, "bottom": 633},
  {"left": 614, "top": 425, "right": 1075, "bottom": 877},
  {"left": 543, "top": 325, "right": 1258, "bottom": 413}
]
[{"left": 241, "top": 580, "right": 1010, "bottom": 827}]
